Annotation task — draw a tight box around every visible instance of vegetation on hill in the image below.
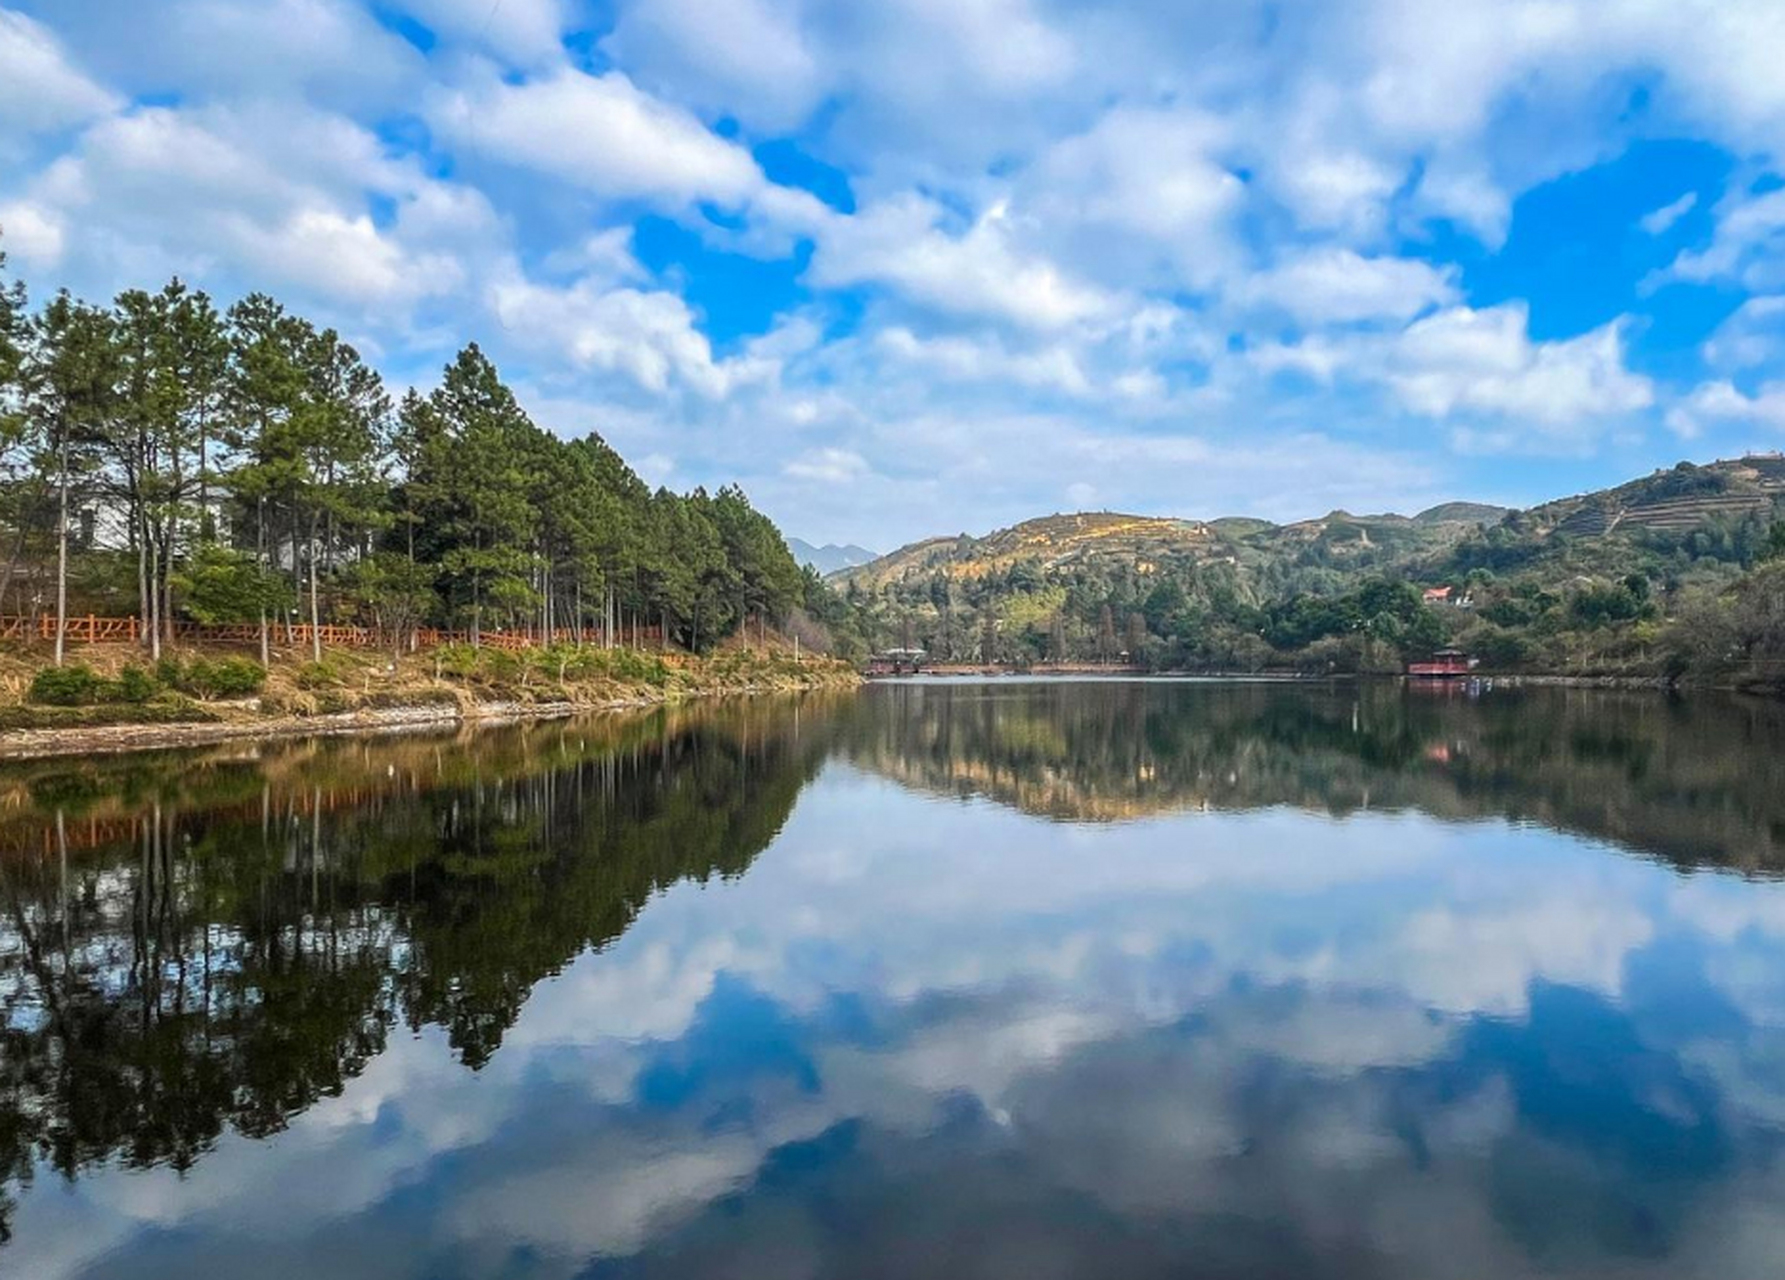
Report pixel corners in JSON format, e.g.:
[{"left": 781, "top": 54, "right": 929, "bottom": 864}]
[
  {"left": 833, "top": 458, "right": 1785, "bottom": 689},
  {"left": 0, "top": 253, "right": 857, "bottom": 670}
]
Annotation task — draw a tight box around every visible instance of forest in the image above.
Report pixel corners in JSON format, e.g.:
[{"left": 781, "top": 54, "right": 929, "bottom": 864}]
[{"left": 0, "top": 251, "right": 833, "bottom": 666}]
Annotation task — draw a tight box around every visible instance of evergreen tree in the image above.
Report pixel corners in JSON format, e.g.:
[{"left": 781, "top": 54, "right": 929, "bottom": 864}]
[
  {"left": 26, "top": 293, "right": 118, "bottom": 664},
  {"left": 0, "top": 272, "right": 853, "bottom": 659}
]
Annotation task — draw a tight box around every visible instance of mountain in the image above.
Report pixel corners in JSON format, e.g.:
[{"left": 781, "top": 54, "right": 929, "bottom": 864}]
[
  {"left": 838, "top": 506, "right": 1495, "bottom": 595},
  {"left": 788, "top": 538, "right": 879, "bottom": 575},
  {"left": 839, "top": 513, "right": 1220, "bottom": 591},
  {"left": 832, "top": 456, "right": 1785, "bottom": 683},
  {"left": 838, "top": 457, "right": 1785, "bottom": 597}
]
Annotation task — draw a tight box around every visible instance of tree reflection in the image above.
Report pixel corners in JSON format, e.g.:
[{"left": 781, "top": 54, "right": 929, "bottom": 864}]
[
  {"left": 0, "top": 694, "right": 844, "bottom": 1238},
  {"left": 840, "top": 681, "right": 1785, "bottom": 872},
  {"left": 4, "top": 680, "right": 1783, "bottom": 1247}
]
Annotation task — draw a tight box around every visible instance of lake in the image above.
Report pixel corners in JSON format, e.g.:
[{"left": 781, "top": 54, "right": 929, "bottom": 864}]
[{"left": 5, "top": 679, "right": 1785, "bottom": 1278}]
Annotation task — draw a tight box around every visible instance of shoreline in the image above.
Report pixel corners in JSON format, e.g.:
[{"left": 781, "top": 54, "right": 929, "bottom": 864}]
[
  {"left": 2, "top": 668, "right": 1769, "bottom": 762},
  {"left": 0, "top": 699, "right": 594, "bottom": 761},
  {"left": 0, "top": 678, "right": 856, "bottom": 762},
  {"left": 868, "top": 667, "right": 1778, "bottom": 696}
]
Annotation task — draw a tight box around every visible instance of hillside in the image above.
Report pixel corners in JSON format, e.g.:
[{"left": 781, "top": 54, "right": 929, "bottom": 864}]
[
  {"left": 838, "top": 513, "right": 1221, "bottom": 590},
  {"left": 838, "top": 504, "right": 1492, "bottom": 596},
  {"left": 832, "top": 455, "right": 1785, "bottom": 685},
  {"left": 839, "top": 457, "right": 1784, "bottom": 596},
  {"left": 1520, "top": 455, "right": 1785, "bottom": 537},
  {"left": 1415, "top": 501, "right": 1512, "bottom": 526}
]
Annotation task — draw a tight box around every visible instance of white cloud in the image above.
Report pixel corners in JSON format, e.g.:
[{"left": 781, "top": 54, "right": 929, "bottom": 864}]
[
  {"left": 1704, "top": 296, "right": 1785, "bottom": 371},
  {"left": 811, "top": 195, "right": 1117, "bottom": 330},
  {"left": 1250, "top": 302, "right": 1653, "bottom": 449},
  {"left": 874, "top": 327, "right": 1091, "bottom": 395},
  {"left": 602, "top": 0, "right": 822, "bottom": 133},
  {"left": 393, "top": 0, "right": 566, "bottom": 65},
  {"left": 1641, "top": 190, "right": 1699, "bottom": 235},
  {"left": 163, "top": 0, "right": 422, "bottom": 107},
  {"left": 6, "top": 104, "right": 492, "bottom": 315},
  {"left": 13, "top": 0, "right": 422, "bottom": 116},
  {"left": 1240, "top": 249, "right": 1458, "bottom": 325},
  {"left": 1665, "top": 380, "right": 1785, "bottom": 438},
  {"left": 0, "top": 199, "right": 66, "bottom": 267},
  {"left": 434, "top": 66, "right": 769, "bottom": 209},
  {"left": 1352, "top": 0, "right": 1588, "bottom": 144},
  {"left": 784, "top": 447, "right": 871, "bottom": 484},
  {"left": 489, "top": 268, "right": 777, "bottom": 398},
  {"left": 0, "top": 8, "right": 118, "bottom": 143},
  {"left": 1025, "top": 105, "right": 1244, "bottom": 288},
  {"left": 1662, "top": 187, "right": 1785, "bottom": 292},
  {"left": 1388, "top": 304, "right": 1654, "bottom": 433},
  {"left": 15, "top": 0, "right": 1785, "bottom": 547}
]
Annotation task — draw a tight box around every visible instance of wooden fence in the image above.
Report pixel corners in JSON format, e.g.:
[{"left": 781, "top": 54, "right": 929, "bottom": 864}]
[{"left": 0, "top": 614, "right": 666, "bottom": 652}]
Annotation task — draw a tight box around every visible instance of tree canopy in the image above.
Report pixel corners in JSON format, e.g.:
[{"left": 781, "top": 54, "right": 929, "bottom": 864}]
[{"left": 0, "top": 263, "right": 818, "bottom": 655}]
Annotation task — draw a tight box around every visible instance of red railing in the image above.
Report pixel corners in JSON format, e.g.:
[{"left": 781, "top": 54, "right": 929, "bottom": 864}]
[
  {"left": 1407, "top": 656, "right": 1476, "bottom": 678},
  {"left": 0, "top": 615, "right": 666, "bottom": 651}
]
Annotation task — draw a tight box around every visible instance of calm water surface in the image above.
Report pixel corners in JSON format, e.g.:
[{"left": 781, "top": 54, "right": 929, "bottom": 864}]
[{"left": 5, "top": 680, "right": 1785, "bottom": 1278}]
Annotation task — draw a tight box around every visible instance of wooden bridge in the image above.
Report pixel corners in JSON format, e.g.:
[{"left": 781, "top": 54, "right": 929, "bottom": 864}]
[{"left": 0, "top": 614, "right": 665, "bottom": 652}]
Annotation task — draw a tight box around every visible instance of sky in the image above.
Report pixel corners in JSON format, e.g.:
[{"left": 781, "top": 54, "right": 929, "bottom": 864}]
[{"left": 2, "top": 1, "right": 1785, "bottom": 550}]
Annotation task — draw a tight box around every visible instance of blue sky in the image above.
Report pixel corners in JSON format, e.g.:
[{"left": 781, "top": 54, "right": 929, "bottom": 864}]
[{"left": 3, "top": 1, "right": 1785, "bottom": 549}]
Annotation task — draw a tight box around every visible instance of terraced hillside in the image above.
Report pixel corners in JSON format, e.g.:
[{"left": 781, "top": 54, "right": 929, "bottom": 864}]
[{"left": 1528, "top": 456, "right": 1785, "bottom": 538}]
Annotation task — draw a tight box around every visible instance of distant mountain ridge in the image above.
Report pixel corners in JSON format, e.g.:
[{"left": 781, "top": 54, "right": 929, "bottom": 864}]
[
  {"left": 787, "top": 538, "right": 879, "bottom": 575},
  {"left": 836, "top": 455, "right": 1785, "bottom": 595}
]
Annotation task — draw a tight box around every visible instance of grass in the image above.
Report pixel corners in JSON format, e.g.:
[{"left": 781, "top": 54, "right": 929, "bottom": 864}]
[{"left": 0, "top": 635, "right": 858, "bottom": 736}]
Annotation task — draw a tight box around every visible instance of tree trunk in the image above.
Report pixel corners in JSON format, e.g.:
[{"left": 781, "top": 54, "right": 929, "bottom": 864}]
[
  {"left": 308, "top": 510, "right": 322, "bottom": 663},
  {"left": 257, "top": 494, "right": 269, "bottom": 665},
  {"left": 287, "top": 521, "right": 301, "bottom": 645},
  {"left": 198, "top": 426, "right": 210, "bottom": 542},
  {"left": 54, "top": 433, "right": 69, "bottom": 667},
  {"left": 162, "top": 511, "right": 176, "bottom": 649},
  {"left": 136, "top": 508, "right": 150, "bottom": 652},
  {"left": 147, "top": 529, "right": 162, "bottom": 663}
]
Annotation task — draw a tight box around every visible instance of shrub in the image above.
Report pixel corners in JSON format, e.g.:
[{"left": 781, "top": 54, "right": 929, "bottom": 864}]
[
  {"left": 185, "top": 656, "right": 266, "bottom": 698},
  {"left": 160, "top": 655, "right": 268, "bottom": 699},
  {"left": 294, "top": 658, "right": 347, "bottom": 690},
  {"left": 28, "top": 664, "right": 105, "bottom": 706},
  {"left": 114, "top": 664, "right": 161, "bottom": 704}
]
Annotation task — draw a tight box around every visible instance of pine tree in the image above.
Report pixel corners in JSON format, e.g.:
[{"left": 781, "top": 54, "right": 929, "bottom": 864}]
[
  {"left": 223, "top": 294, "right": 310, "bottom": 663},
  {"left": 26, "top": 294, "right": 118, "bottom": 665}
]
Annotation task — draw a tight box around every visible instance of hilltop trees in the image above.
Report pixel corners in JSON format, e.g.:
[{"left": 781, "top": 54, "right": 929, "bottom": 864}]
[{"left": 0, "top": 261, "right": 821, "bottom": 656}]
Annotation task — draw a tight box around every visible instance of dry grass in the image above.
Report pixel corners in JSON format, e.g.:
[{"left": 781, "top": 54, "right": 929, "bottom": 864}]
[{"left": 0, "top": 635, "right": 857, "bottom": 740}]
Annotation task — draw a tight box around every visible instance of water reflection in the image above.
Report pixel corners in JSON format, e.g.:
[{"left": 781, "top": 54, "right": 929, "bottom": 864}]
[
  {"left": 3, "top": 681, "right": 1785, "bottom": 1278},
  {"left": 843, "top": 679, "right": 1785, "bottom": 871}
]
